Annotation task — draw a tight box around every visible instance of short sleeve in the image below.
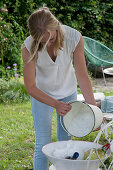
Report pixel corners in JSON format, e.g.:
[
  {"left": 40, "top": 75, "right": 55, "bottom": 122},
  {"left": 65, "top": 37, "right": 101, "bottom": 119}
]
[
  {"left": 24, "top": 35, "right": 33, "bottom": 52},
  {"left": 64, "top": 25, "right": 81, "bottom": 54}
]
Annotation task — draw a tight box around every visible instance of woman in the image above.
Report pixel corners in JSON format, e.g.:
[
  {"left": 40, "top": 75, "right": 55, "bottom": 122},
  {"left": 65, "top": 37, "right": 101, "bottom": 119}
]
[{"left": 22, "top": 7, "right": 97, "bottom": 170}]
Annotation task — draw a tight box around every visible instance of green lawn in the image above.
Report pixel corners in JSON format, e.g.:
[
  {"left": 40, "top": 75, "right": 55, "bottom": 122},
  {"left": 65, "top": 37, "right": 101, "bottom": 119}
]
[
  {"left": 0, "top": 102, "right": 113, "bottom": 169},
  {"left": 0, "top": 102, "right": 34, "bottom": 169},
  {"left": 0, "top": 102, "right": 57, "bottom": 170}
]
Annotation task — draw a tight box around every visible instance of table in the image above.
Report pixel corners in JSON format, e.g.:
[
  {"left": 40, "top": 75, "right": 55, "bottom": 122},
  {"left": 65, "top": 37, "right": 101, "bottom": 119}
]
[
  {"left": 103, "top": 113, "right": 113, "bottom": 140},
  {"left": 103, "top": 67, "right": 113, "bottom": 75},
  {"left": 103, "top": 113, "right": 113, "bottom": 121},
  {"left": 103, "top": 67, "right": 113, "bottom": 85}
]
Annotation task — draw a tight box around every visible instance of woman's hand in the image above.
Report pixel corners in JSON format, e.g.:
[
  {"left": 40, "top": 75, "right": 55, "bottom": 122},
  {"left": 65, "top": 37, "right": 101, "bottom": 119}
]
[
  {"left": 93, "top": 117, "right": 106, "bottom": 132},
  {"left": 96, "top": 101, "right": 101, "bottom": 108},
  {"left": 55, "top": 101, "right": 72, "bottom": 116}
]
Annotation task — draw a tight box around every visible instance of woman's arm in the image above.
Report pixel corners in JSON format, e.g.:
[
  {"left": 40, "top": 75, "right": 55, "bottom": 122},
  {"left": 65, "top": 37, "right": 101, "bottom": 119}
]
[
  {"left": 73, "top": 36, "right": 96, "bottom": 105},
  {"left": 21, "top": 44, "right": 71, "bottom": 116}
]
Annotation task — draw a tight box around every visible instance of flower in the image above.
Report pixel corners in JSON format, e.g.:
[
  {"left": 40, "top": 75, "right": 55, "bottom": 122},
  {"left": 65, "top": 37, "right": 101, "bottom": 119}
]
[
  {"left": 13, "top": 63, "right": 17, "bottom": 66},
  {"left": 1, "top": 8, "right": 8, "bottom": 12},
  {"left": 7, "top": 66, "right": 11, "bottom": 69},
  {"left": 14, "top": 73, "right": 18, "bottom": 77},
  {"left": 0, "top": 17, "right": 2, "bottom": 21},
  {"left": 13, "top": 68, "right": 17, "bottom": 71}
]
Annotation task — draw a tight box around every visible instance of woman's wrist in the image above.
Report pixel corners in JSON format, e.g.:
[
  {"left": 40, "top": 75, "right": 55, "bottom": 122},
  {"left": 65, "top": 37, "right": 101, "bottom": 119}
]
[{"left": 53, "top": 100, "right": 60, "bottom": 109}]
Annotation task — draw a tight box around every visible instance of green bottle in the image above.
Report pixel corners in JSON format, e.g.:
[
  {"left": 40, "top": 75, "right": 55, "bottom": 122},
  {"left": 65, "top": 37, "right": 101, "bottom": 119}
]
[{"left": 84, "top": 148, "right": 106, "bottom": 160}]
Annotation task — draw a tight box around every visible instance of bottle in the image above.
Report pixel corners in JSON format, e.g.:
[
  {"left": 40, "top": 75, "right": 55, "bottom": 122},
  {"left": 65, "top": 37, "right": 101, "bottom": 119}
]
[
  {"left": 65, "top": 152, "right": 79, "bottom": 160},
  {"left": 72, "top": 152, "right": 79, "bottom": 160}
]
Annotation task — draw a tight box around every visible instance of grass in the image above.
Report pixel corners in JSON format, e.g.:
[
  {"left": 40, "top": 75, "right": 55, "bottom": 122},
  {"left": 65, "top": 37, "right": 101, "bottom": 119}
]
[
  {"left": 0, "top": 101, "right": 113, "bottom": 169},
  {"left": 0, "top": 78, "right": 30, "bottom": 104},
  {"left": 0, "top": 102, "right": 34, "bottom": 169},
  {"left": 0, "top": 102, "right": 58, "bottom": 170}
]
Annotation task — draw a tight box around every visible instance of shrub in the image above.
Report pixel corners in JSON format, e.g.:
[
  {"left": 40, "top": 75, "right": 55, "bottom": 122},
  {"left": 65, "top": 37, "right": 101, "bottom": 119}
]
[
  {"left": 2, "top": 0, "right": 112, "bottom": 50},
  {"left": 0, "top": 78, "right": 30, "bottom": 104},
  {"left": 0, "top": 2, "right": 24, "bottom": 78},
  {"left": 1, "top": 63, "right": 23, "bottom": 80}
]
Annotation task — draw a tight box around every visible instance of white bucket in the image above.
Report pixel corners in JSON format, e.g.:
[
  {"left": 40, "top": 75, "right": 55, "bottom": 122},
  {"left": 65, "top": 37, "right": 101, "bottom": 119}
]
[
  {"left": 42, "top": 140, "right": 110, "bottom": 170},
  {"left": 61, "top": 101, "right": 103, "bottom": 137}
]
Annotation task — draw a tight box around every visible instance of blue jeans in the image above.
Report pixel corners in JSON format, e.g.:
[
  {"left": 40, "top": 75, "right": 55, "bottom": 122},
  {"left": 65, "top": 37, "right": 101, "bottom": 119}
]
[{"left": 30, "top": 92, "right": 77, "bottom": 170}]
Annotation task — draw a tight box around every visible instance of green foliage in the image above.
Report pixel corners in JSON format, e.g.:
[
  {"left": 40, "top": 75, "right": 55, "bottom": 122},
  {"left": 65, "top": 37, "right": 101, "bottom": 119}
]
[
  {"left": 2, "top": 0, "right": 42, "bottom": 35},
  {"left": 1, "top": 63, "right": 23, "bottom": 80},
  {"left": 0, "top": 2, "right": 24, "bottom": 78},
  {"left": 1, "top": 0, "right": 113, "bottom": 49},
  {"left": 52, "top": 0, "right": 113, "bottom": 49},
  {"left": 2, "top": 0, "right": 112, "bottom": 49},
  {"left": 0, "top": 78, "right": 30, "bottom": 104}
]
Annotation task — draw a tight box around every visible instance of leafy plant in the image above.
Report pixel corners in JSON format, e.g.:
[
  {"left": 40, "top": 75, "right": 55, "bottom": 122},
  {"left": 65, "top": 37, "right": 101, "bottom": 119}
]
[
  {"left": 0, "top": 78, "right": 30, "bottom": 103},
  {"left": 1, "top": 0, "right": 112, "bottom": 51},
  {"left": 2, "top": 63, "right": 23, "bottom": 80},
  {"left": 0, "top": 2, "right": 24, "bottom": 78}
]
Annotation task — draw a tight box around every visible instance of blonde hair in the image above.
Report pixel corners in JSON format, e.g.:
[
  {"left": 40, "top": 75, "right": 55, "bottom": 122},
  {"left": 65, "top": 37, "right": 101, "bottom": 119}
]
[{"left": 27, "top": 7, "right": 65, "bottom": 62}]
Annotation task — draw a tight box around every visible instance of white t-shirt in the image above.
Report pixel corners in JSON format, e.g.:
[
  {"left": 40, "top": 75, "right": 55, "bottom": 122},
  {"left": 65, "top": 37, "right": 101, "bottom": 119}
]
[{"left": 24, "top": 25, "right": 81, "bottom": 99}]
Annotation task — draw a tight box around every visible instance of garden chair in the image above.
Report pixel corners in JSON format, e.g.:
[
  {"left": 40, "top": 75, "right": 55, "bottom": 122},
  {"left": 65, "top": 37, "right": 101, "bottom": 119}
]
[{"left": 83, "top": 36, "right": 113, "bottom": 85}]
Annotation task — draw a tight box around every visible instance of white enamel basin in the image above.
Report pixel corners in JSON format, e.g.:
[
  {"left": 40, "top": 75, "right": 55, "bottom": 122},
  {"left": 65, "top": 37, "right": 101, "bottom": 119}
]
[{"left": 42, "top": 140, "right": 110, "bottom": 170}]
